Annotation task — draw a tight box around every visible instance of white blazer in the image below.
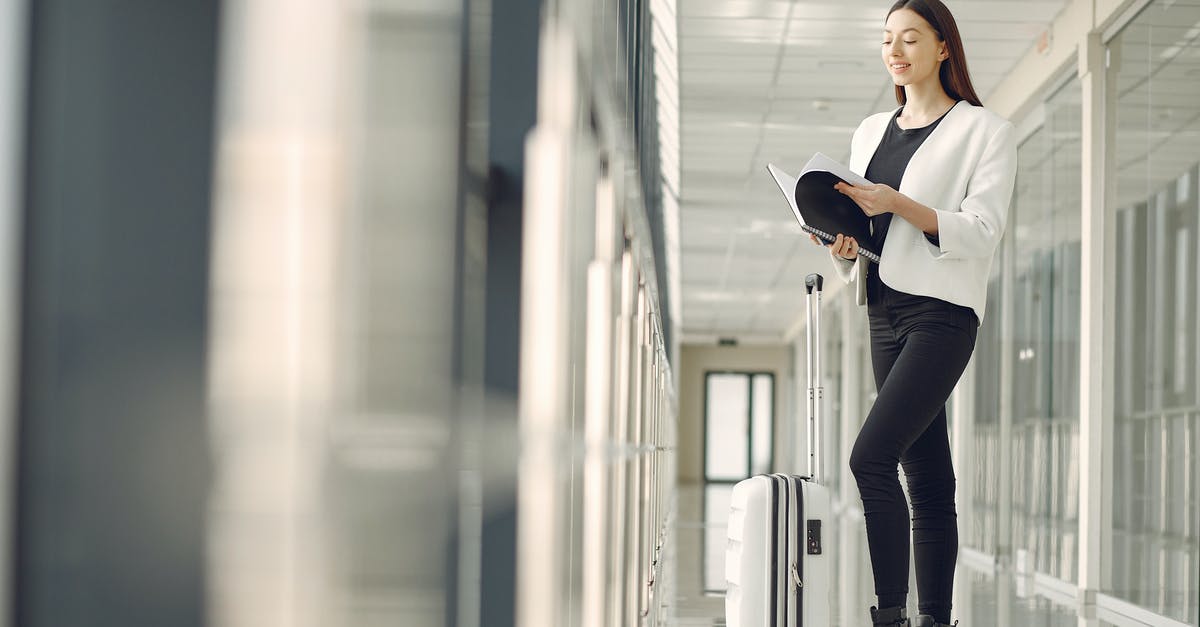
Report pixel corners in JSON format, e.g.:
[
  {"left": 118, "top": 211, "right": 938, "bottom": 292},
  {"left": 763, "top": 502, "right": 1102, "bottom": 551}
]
[{"left": 829, "top": 100, "right": 1017, "bottom": 326}]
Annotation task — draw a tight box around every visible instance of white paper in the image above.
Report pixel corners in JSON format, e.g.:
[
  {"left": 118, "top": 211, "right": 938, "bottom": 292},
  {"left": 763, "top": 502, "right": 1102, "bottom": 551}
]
[
  {"left": 766, "top": 163, "right": 804, "bottom": 226},
  {"left": 767, "top": 153, "right": 873, "bottom": 229},
  {"left": 798, "top": 152, "right": 873, "bottom": 188}
]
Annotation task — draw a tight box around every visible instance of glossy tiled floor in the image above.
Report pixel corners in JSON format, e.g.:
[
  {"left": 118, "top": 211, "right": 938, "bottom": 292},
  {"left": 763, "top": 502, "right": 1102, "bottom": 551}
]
[{"left": 669, "top": 484, "right": 1083, "bottom": 627}]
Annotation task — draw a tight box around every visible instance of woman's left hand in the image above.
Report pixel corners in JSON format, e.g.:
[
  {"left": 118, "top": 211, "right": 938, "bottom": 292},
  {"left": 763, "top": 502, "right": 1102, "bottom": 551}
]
[{"left": 834, "top": 181, "right": 902, "bottom": 218}]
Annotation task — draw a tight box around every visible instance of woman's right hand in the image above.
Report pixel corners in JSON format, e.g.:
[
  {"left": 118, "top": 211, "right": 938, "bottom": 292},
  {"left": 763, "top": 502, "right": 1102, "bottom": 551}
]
[{"left": 809, "top": 232, "right": 859, "bottom": 260}]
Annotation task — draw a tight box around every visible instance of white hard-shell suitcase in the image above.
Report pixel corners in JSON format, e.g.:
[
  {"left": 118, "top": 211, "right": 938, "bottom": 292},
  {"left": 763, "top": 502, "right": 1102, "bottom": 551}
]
[{"left": 725, "top": 273, "right": 832, "bottom": 627}]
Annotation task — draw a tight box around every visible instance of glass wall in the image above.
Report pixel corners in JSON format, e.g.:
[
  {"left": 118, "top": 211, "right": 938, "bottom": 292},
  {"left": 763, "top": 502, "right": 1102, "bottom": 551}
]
[
  {"left": 963, "top": 74, "right": 1082, "bottom": 583},
  {"left": 16, "top": 3, "right": 219, "bottom": 625},
  {"left": 1108, "top": 1, "right": 1200, "bottom": 621},
  {"left": 967, "top": 243, "right": 1004, "bottom": 556},
  {"left": 1009, "top": 77, "right": 1082, "bottom": 584}
]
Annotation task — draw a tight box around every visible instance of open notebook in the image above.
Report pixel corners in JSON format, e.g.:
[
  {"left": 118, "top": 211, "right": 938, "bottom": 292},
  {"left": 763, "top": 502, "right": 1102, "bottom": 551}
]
[{"left": 767, "top": 154, "right": 880, "bottom": 263}]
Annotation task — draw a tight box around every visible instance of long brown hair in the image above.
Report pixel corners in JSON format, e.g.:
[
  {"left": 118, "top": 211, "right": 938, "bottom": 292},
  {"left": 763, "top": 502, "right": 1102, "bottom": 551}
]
[{"left": 887, "top": 0, "right": 983, "bottom": 107}]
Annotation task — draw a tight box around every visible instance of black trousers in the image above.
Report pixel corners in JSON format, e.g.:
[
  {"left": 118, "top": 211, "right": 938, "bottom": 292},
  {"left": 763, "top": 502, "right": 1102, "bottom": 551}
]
[{"left": 849, "top": 269, "right": 978, "bottom": 621}]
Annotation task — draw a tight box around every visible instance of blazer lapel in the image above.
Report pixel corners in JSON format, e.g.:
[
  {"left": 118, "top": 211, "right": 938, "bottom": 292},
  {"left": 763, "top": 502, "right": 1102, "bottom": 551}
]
[{"left": 897, "top": 100, "right": 965, "bottom": 202}]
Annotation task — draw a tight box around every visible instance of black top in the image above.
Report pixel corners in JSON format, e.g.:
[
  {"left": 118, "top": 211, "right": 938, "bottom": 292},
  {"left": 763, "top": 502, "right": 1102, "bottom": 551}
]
[{"left": 863, "top": 101, "right": 958, "bottom": 305}]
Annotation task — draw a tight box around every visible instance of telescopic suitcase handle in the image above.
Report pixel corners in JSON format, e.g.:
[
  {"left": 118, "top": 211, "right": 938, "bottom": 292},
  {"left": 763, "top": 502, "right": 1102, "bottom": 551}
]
[{"left": 804, "top": 273, "right": 823, "bottom": 483}]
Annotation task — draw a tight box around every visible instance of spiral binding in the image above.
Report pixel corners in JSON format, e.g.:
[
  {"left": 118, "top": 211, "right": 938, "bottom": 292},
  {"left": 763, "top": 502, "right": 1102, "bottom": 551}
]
[{"left": 801, "top": 225, "right": 880, "bottom": 263}]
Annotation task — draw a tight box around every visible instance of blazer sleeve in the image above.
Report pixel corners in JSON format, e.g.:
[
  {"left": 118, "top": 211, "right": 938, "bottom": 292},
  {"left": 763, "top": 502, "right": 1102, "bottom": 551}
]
[
  {"left": 830, "top": 252, "right": 857, "bottom": 283},
  {"left": 930, "top": 120, "right": 1017, "bottom": 260}
]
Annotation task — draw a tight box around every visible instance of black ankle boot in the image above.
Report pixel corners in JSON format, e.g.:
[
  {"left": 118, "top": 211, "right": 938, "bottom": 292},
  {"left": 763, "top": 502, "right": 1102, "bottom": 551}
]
[
  {"left": 912, "top": 615, "right": 957, "bottom": 627},
  {"left": 870, "top": 605, "right": 910, "bottom": 626}
]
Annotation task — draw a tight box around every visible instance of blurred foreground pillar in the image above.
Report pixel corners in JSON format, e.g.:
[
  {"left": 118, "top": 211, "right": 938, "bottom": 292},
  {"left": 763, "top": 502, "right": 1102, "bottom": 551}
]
[{"left": 206, "top": 1, "right": 349, "bottom": 625}]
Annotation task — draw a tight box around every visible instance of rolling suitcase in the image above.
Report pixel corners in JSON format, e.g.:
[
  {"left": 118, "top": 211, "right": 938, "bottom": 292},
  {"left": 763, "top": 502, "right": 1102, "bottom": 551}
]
[{"left": 725, "top": 273, "right": 832, "bottom": 627}]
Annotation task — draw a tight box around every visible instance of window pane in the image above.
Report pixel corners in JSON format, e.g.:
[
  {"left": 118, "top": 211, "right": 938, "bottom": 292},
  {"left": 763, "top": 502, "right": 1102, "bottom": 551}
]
[
  {"left": 705, "top": 373, "right": 749, "bottom": 480},
  {"left": 1109, "top": 2, "right": 1200, "bottom": 622},
  {"left": 966, "top": 244, "right": 1005, "bottom": 555},
  {"left": 1008, "top": 75, "right": 1082, "bottom": 584}
]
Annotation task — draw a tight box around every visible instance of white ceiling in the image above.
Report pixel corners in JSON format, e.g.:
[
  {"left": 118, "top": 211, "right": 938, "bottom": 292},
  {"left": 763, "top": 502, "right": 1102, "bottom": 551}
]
[{"left": 677, "top": 0, "right": 1072, "bottom": 341}]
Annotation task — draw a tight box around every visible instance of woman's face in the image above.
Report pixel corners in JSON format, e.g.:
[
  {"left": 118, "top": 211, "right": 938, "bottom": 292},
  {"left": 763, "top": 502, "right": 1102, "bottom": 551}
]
[{"left": 881, "top": 8, "right": 947, "bottom": 88}]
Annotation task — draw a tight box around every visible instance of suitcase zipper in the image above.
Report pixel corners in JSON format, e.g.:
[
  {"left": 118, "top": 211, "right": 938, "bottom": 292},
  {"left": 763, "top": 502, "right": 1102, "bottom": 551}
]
[
  {"left": 794, "top": 477, "right": 804, "bottom": 624},
  {"left": 770, "top": 477, "right": 780, "bottom": 627}
]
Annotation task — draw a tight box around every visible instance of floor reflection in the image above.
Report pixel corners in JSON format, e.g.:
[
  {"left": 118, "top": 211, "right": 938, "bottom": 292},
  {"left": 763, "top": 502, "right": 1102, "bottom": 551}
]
[{"left": 672, "top": 484, "right": 1082, "bottom": 627}]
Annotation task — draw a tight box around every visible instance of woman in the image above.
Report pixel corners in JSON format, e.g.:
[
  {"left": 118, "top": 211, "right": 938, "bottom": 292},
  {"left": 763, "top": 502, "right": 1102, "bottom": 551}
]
[{"left": 808, "top": 1, "right": 1017, "bottom": 626}]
